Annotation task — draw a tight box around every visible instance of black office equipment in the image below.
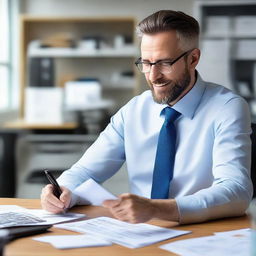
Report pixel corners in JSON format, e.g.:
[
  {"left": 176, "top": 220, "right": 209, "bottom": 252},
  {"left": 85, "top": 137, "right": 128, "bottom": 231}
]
[
  {"left": 5, "top": 225, "right": 52, "bottom": 241},
  {"left": 28, "top": 57, "right": 54, "bottom": 87}
]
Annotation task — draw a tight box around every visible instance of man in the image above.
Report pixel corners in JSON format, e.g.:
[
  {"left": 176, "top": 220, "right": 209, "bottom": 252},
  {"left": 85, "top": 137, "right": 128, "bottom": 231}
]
[{"left": 41, "top": 10, "right": 253, "bottom": 224}]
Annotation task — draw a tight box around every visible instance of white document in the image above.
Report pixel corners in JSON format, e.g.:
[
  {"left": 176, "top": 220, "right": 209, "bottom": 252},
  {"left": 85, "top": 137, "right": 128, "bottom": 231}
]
[
  {"left": 214, "top": 228, "right": 251, "bottom": 237},
  {"left": 33, "top": 234, "right": 112, "bottom": 249},
  {"left": 0, "top": 205, "right": 85, "bottom": 228},
  {"left": 25, "top": 209, "right": 85, "bottom": 225},
  {"left": 55, "top": 216, "right": 191, "bottom": 248},
  {"left": 0, "top": 205, "right": 24, "bottom": 212},
  {"left": 160, "top": 229, "right": 251, "bottom": 256},
  {"left": 73, "top": 178, "right": 117, "bottom": 206}
]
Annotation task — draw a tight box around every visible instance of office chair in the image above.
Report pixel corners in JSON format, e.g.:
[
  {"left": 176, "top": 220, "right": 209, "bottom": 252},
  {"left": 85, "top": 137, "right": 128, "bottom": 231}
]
[{"left": 251, "top": 123, "right": 256, "bottom": 197}]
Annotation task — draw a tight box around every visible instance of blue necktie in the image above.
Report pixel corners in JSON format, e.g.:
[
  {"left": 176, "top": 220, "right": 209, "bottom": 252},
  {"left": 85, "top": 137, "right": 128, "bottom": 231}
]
[{"left": 151, "top": 107, "right": 180, "bottom": 199}]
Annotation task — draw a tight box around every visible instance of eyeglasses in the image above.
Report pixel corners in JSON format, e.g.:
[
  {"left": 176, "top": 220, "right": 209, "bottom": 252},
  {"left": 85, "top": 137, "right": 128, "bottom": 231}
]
[{"left": 135, "top": 49, "right": 193, "bottom": 74}]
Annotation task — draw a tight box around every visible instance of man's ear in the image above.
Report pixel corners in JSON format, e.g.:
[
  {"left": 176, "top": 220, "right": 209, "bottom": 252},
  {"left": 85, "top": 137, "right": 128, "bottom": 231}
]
[{"left": 189, "top": 48, "right": 200, "bottom": 69}]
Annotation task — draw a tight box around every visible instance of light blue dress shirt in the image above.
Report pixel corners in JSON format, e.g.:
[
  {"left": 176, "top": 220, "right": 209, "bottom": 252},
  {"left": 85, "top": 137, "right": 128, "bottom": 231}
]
[{"left": 58, "top": 73, "right": 253, "bottom": 224}]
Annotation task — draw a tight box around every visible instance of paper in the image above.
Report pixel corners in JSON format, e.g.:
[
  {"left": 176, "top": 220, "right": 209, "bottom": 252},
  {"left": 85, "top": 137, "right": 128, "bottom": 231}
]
[
  {"left": 73, "top": 178, "right": 117, "bottom": 206},
  {"left": 25, "top": 209, "right": 85, "bottom": 225},
  {"left": 0, "top": 205, "right": 85, "bottom": 228},
  {"left": 55, "top": 216, "right": 191, "bottom": 248},
  {"left": 33, "top": 234, "right": 112, "bottom": 249},
  {"left": 160, "top": 228, "right": 251, "bottom": 256},
  {"left": 214, "top": 228, "right": 251, "bottom": 237}
]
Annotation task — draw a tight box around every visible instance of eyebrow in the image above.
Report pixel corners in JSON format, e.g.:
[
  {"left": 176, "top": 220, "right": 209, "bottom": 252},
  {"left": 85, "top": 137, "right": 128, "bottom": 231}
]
[{"left": 141, "top": 58, "right": 175, "bottom": 62}]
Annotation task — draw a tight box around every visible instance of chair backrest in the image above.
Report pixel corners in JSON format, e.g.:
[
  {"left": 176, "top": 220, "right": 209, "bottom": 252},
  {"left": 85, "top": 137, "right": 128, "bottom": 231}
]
[{"left": 251, "top": 123, "right": 256, "bottom": 197}]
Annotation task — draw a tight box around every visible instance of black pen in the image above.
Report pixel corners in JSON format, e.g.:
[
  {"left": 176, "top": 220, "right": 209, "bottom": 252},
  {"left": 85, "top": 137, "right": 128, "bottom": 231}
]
[{"left": 44, "top": 170, "right": 63, "bottom": 199}]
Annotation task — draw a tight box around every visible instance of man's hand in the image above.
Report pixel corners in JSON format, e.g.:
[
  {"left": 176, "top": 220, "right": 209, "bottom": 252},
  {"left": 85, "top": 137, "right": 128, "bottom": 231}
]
[
  {"left": 40, "top": 184, "right": 71, "bottom": 213},
  {"left": 103, "top": 193, "right": 179, "bottom": 223}
]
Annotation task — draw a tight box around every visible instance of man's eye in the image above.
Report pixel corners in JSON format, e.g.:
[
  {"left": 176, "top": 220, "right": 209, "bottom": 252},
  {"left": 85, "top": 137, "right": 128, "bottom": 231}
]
[
  {"left": 158, "top": 62, "right": 171, "bottom": 67},
  {"left": 142, "top": 63, "right": 151, "bottom": 67}
]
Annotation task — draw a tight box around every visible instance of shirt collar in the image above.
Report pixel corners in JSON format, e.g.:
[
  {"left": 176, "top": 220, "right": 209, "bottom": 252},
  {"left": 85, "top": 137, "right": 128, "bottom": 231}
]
[
  {"left": 172, "top": 72, "right": 206, "bottom": 119},
  {"left": 153, "top": 72, "right": 206, "bottom": 119}
]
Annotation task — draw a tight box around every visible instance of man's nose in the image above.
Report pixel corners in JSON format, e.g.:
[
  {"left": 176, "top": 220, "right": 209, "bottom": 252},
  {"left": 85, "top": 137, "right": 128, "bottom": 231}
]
[{"left": 148, "top": 65, "right": 162, "bottom": 81}]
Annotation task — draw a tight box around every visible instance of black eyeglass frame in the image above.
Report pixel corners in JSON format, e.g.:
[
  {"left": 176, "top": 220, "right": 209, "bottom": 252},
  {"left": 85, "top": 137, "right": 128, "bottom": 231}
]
[{"left": 135, "top": 49, "right": 194, "bottom": 73}]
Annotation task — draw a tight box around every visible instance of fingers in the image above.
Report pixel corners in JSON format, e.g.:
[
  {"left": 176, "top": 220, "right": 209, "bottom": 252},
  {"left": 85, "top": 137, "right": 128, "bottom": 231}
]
[
  {"left": 102, "top": 193, "right": 154, "bottom": 223},
  {"left": 59, "top": 186, "right": 71, "bottom": 209},
  {"left": 40, "top": 184, "right": 69, "bottom": 213},
  {"left": 102, "top": 198, "right": 121, "bottom": 208},
  {"left": 102, "top": 193, "right": 138, "bottom": 223}
]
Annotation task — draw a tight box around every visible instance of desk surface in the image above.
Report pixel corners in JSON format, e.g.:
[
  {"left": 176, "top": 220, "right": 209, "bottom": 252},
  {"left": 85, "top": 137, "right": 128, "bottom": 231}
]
[
  {"left": 3, "top": 120, "right": 78, "bottom": 130},
  {"left": 2, "top": 198, "right": 250, "bottom": 256}
]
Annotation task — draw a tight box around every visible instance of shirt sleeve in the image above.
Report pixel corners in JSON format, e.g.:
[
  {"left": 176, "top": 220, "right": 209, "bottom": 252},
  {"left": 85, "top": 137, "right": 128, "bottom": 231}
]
[
  {"left": 57, "top": 107, "right": 126, "bottom": 206},
  {"left": 176, "top": 97, "right": 253, "bottom": 224}
]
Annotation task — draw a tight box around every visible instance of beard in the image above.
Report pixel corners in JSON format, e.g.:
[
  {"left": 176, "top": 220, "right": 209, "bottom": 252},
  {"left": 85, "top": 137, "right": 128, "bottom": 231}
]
[{"left": 150, "top": 67, "right": 191, "bottom": 105}]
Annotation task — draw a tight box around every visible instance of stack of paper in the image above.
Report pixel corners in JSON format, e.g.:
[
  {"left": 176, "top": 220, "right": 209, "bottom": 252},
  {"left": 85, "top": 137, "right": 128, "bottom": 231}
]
[
  {"left": 234, "top": 16, "right": 256, "bottom": 36},
  {"left": 55, "top": 216, "right": 191, "bottom": 248},
  {"left": 205, "top": 16, "right": 230, "bottom": 36},
  {"left": 235, "top": 39, "right": 256, "bottom": 59},
  {"left": 197, "top": 39, "right": 232, "bottom": 90}
]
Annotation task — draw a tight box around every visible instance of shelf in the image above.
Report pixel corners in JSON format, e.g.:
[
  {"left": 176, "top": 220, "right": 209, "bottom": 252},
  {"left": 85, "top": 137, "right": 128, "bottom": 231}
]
[
  {"left": 20, "top": 16, "right": 139, "bottom": 120},
  {"left": 202, "top": 34, "right": 256, "bottom": 39},
  {"left": 232, "top": 56, "right": 256, "bottom": 61},
  {"left": 64, "top": 99, "right": 114, "bottom": 111},
  {"left": 28, "top": 40, "right": 139, "bottom": 58},
  {"left": 103, "top": 85, "right": 134, "bottom": 90}
]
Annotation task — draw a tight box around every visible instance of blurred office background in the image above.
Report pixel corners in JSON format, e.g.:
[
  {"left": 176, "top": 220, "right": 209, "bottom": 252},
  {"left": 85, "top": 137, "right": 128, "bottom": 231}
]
[{"left": 0, "top": 0, "right": 256, "bottom": 198}]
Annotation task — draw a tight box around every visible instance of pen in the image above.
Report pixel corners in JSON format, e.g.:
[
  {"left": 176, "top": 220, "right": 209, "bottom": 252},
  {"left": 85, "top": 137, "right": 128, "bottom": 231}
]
[{"left": 44, "top": 170, "right": 63, "bottom": 199}]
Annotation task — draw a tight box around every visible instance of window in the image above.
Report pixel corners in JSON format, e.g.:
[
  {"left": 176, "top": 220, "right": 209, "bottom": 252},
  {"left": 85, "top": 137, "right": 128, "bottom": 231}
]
[{"left": 0, "top": 0, "right": 10, "bottom": 109}]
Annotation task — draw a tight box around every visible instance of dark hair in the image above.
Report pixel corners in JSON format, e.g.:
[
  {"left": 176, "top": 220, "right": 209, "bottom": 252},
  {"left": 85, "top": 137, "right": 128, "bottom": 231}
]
[{"left": 136, "top": 10, "right": 200, "bottom": 49}]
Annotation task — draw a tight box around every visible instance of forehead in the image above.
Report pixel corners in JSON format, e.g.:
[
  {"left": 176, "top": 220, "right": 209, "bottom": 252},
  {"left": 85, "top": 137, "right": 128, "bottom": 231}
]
[{"left": 141, "top": 31, "right": 180, "bottom": 60}]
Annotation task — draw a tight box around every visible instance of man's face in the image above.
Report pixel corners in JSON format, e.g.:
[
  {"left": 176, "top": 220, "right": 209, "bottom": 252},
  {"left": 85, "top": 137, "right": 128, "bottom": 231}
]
[{"left": 141, "top": 31, "right": 192, "bottom": 105}]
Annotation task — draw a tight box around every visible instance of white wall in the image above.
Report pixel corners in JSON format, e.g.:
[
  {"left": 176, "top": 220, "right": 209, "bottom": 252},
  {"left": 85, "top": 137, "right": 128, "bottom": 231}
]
[{"left": 20, "top": 0, "right": 195, "bottom": 18}]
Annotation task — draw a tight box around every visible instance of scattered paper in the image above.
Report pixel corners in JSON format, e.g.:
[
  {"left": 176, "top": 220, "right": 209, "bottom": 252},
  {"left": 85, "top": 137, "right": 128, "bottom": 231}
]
[
  {"left": 73, "top": 179, "right": 117, "bottom": 206},
  {"left": 55, "top": 216, "right": 191, "bottom": 248},
  {"left": 33, "top": 234, "right": 112, "bottom": 249},
  {"left": 160, "top": 228, "right": 252, "bottom": 256}
]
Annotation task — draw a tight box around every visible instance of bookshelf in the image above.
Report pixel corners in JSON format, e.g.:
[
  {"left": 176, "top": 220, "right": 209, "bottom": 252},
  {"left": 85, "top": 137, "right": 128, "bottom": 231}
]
[
  {"left": 19, "top": 16, "right": 140, "bottom": 122},
  {"left": 194, "top": 0, "right": 256, "bottom": 121}
]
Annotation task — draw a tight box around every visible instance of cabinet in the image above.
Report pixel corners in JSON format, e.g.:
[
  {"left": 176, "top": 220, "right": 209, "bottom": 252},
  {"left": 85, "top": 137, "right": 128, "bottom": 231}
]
[
  {"left": 194, "top": 0, "right": 256, "bottom": 121},
  {"left": 19, "top": 16, "right": 140, "bottom": 123}
]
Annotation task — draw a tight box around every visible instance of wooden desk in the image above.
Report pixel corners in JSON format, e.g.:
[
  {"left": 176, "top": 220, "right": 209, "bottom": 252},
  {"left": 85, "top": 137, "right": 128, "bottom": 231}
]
[
  {"left": 2, "top": 198, "right": 250, "bottom": 256},
  {"left": 3, "top": 120, "right": 78, "bottom": 130}
]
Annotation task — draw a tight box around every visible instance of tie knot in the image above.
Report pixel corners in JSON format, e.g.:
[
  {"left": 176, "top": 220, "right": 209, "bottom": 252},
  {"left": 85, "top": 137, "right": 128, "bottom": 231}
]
[{"left": 164, "top": 107, "right": 180, "bottom": 123}]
